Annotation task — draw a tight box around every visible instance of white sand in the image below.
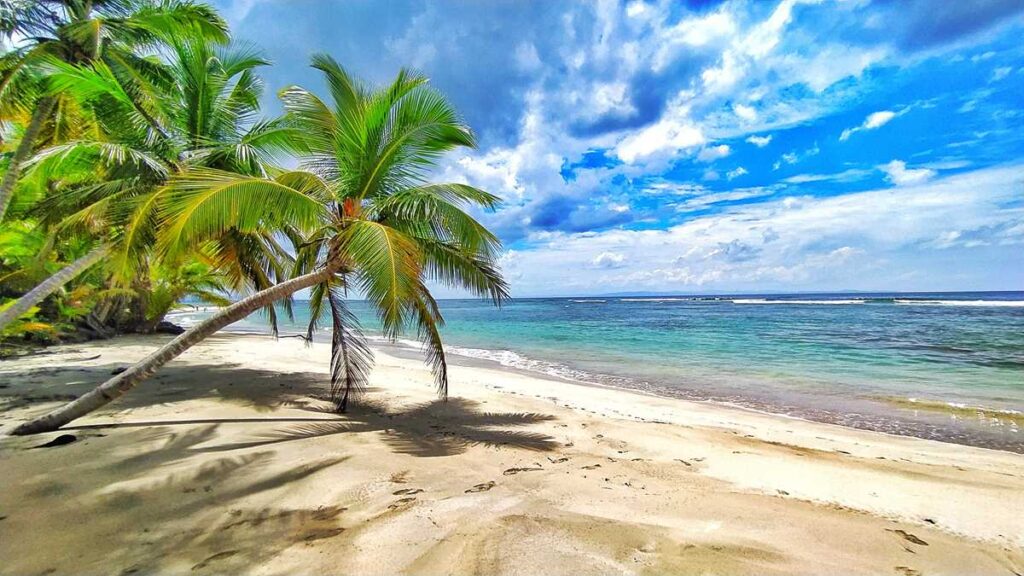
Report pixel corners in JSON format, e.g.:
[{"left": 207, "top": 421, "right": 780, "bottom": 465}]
[{"left": 1, "top": 333, "right": 1022, "bottom": 575}]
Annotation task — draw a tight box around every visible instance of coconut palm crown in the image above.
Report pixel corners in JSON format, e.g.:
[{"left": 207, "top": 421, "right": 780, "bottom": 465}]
[{"left": 163, "top": 54, "right": 510, "bottom": 407}]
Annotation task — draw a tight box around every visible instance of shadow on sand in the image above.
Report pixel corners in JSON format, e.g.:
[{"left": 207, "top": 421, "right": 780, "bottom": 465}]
[{"left": 0, "top": 350, "right": 559, "bottom": 574}]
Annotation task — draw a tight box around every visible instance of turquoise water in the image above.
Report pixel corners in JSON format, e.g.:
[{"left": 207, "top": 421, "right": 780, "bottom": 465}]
[{"left": 172, "top": 292, "right": 1024, "bottom": 452}]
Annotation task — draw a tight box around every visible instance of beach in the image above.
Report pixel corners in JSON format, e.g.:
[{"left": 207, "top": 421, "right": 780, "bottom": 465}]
[{"left": 1, "top": 333, "right": 1022, "bottom": 575}]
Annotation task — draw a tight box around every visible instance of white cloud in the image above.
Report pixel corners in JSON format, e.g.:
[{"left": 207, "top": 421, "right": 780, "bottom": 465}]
[
  {"left": 674, "top": 187, "right": 775, "bottom": 212},
  {"left": 652, "top": 10, "right": 737, "bottom": 72},
  {"left": 864, "top": 111, "right": 896, "bottom": 129},
  {"left": 499, "top": 165, "right": 1023, "bottom": 295},
  {"left": 733, "top": 103, "right": 757, "bottom": 122},
  {"left": 614, "top": 94, "right": 705, "bottom": 164},
  {"left": 590, "top": 82, "right": 635, "bottom": 117},
  {"left": 642, "top": 181, "right": 708, "bottom": 196},
  {"left": 592, "top": 251, "right": 627, "bottom": 268},
  {"left": 773, "top": 150, "right": 803, "bottom": 170},
  {"left": 697, "top": 144, "right": 731, "bottom": 163},
  {"left": 839, "top": 110, "right": 897, "bottom": 141},
  {"left": 778, "top": 45, "right": 887, "bottom": 93},
  {"left": 726, "top": 166, "right": 748, "bottom": 180},
  {"left": 745, "top": 134, "right": 772, "bottom": 147},
  {"left": 991, "top": 66, "right": 1012, "bottom": 82},
  {"left": 879, "top": 160, "right": 936, "bottom": 186},
  {"left": 783, "top": 169, "right": 872, "bottom": 184},
  {"left": 625, "top": 1, "right": 649, "bottom": 18}
]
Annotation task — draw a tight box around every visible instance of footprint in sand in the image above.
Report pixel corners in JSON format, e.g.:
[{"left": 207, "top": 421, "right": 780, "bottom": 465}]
[
  {"left": 191, "top": 550, "right": 238, "bottom": 571},
  {"left": 392, "top": 488, "right": 424, "bottom": 496},
  {"left": 894, "top": 567, "right": 922, "bottom": 576},
  {"left": 887, "top": 529, "right": 929, "bottom": 546},
  {"left": 581, "top": 464, "right": 602, "bottom": 470},
  {"left": 302, "top": 527, "right": 345, "bottom": 542},
  {"left": 546, "top": 456, "right": 569, "bottom": 464},
  {"left": 465, "top": 481, "right": 496, "bottom": 493},
  {"left": 503, "top": 466, "right": 543, "bottom": 475},
  {"left": 387, "top": 497, "right": 417, "bottom": 510}
]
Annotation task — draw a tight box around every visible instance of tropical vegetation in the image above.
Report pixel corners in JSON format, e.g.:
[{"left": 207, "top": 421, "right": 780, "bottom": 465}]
[{"left": 0, "top": 1, "right": 508, "bottom": 435}]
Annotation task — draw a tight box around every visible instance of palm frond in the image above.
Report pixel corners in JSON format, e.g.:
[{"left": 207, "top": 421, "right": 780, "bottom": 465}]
[
  {"left": 410, "top": 284, "right": 448, "bottom": 397},
  {"left": 370, "top": 184, "right": 502, "bottom": 256},
  {"left": 327, "top": 286, "right": 373, "bottom": 411},
  {"left": 419, "top": 239, "right": 509, "bottom": 304},
  {"left": 340, "top": 220, "right": 421, "bottom": 339},
  {"left": 158, "top": 168, "right": 328, "bottom": 257}
]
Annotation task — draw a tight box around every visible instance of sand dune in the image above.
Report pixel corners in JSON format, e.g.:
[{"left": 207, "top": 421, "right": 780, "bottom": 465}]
[{"left": 1, "top": 334, "right": 1022, "bottom": 575}]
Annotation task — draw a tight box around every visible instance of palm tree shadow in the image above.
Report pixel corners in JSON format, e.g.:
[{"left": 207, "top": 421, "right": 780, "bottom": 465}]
[
  {"left": 4, "top": 348, "right": 560, "bottom": 457},
  {"left": 192, "top": 397, "right": 559, "bottom": 457}
]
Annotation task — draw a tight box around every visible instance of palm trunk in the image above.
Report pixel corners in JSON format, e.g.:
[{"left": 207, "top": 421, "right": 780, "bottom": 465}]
[
  {"left": 10, "top": 264, "right": 338, "bottom": 435},
  {"left": 0, "top": 244, "right": 110, "bottom": 333},
  {"left": 0, "top": 98, "right": 56, "bottom": 222}
]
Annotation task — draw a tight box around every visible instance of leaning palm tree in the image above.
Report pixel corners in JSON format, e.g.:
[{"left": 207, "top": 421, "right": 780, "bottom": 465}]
[
  {"left": 0, "top": 38, "right": 298, "bottom": 334},
  {"left": 11, "top": 56, "right": 508, "bottom": 435},
  {"left": 0, "top": 0, "right": 229, "bottom": 221}
]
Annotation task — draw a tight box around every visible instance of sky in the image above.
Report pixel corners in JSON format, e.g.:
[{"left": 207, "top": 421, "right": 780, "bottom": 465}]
[{"left": 212, "top": 0, "right": 1024, "bottom": 297}]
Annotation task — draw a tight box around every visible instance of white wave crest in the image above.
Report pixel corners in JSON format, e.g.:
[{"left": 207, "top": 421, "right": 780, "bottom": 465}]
[
  {"left": 619, "top": 297, "right": 701, "bottom": 302},
  {"left": 894, "top": 299, "right": 1024, "bottom": 307},
  {"left": 446, "top": 345, "right": 596, "bottom": 382},
  {"left": 731, "top": 299, "right": 865, "bottom": 305}
]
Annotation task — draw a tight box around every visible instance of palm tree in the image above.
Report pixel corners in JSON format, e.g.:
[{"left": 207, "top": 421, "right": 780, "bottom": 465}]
[
  {"left": 0, "top": 37, "right": 297, "bottom": 334},
  {"left": 0, "top": 0, "right": 229, "bottom": 221},
  {"left": 0, "top": 1, "right": 229, "bottom": 333},
  {"left": 12, "top": 56, "right": 508, "bottom": 435}
]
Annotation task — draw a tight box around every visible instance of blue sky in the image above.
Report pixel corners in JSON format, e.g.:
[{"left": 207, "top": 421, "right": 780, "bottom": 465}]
[{"left": 214, "top": 0, "right": 1024, "bottom": 297}]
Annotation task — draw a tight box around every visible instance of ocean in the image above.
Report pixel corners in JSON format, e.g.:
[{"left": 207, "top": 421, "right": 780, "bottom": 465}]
[{"left": 170, "top": 291, "right": 1024, "bottom": 453}]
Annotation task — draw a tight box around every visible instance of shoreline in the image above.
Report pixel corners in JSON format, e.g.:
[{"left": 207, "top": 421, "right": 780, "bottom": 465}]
[
  {"left": 2, "top": 333, "right": 1022, "bottom": 574},
  {"left": 209, "top": 323, "right": 1024, "bottom": 455}
]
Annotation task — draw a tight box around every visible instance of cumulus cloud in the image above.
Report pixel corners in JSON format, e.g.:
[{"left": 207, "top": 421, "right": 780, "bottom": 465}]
[
  {"left": 614, "top": 90, "right": 706, "bottom": 164},
  {"left": 879, "top": 160, "right": 936, "bottom": 186},
  {"left": 592, "top": 251, "right": 627, "bottom": 268},
  {"left": 745, "top": 134, "right": 773, "bottom": 147},
  {"left": 497, "top": 165, "right": 1023, "bottom": 295},
  {"left": 733, "top": 103, "right": 758, "bottom": 121},
  {"left": 726, "top": 166, "right": 749, "bottom": 180}
]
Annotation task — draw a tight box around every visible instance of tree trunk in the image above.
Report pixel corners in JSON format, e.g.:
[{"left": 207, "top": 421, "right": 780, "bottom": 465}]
[
  {"left": 10, "top": 264, "right": 338, "bottom": 435},
  {"left": 0, "top": 98, "right": 56, "bottom": 222},
  {"left": 0, "top": 245, "right": 110, "bottom": 333}
]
